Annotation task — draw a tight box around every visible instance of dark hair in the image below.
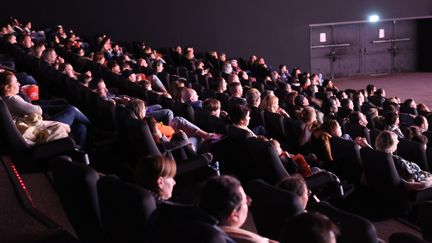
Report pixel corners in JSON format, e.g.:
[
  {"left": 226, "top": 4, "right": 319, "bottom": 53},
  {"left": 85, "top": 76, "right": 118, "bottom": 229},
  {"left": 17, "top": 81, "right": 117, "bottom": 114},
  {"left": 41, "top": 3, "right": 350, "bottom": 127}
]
[
  {"left": 199, "top": 175, "right": 243, "bottom": 225},
  {"left": 375, "top": 88, "right": 384, "bottom": 96},
  {"left": 280, "top": 212, "right": 339, "bottom": 243},
  {"left": 340, "top": 98, "right": 352, "bottom": 109},
  {"left": 348, "top": 111, "right": 362, "bottom": 124},
  {"left": 384, "top": 111, "right": 398, "bottom": 126},
  {"left": 321, "top": 119, "right": 340, "bottom": 135},
  {"left": 229, "top": 104, "right": 250, "bottom": 124},
  {"left": 144, "top": 116, "right": 159, "bottom": 137},
  {"left": 277, "top": 175, "right": 306, "bottom": 198},
  {"left": 366, "top": 84, "right": 375, "bottom": 95},
  {"left": 413, "top": 115, "right": 427, "bottom": 128},
  {"left": 203, "top": 98, "right": 220, "bottom": 112},
  {"left": 0, "top": 71, "right": 15, "bottom": 96}
]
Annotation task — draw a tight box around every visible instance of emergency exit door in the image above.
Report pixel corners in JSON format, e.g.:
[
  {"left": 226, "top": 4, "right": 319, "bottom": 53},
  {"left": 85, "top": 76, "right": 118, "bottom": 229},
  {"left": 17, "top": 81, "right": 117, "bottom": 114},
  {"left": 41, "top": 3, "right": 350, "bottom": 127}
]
[{"left": 310, "top": 19, "right": 418, "bottom": 78}]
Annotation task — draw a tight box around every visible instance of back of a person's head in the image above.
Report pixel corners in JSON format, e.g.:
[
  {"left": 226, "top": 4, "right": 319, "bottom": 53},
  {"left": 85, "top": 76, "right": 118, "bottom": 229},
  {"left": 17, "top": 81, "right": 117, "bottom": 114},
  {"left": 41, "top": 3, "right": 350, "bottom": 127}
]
[
  {"left": 321, "top": 119, "right": 339, "bottom": 135},
  {"left": 413, "top": 115, "right": 426, "bottom": 127},
  {"left": 277, "top": 174, "right": 306, "bottom": 198},
  {"left": 384, "top": 111, "right": 398, "bottom": 126},
  {"left": 375, "top": 88, "right": 384, "bottom": 96},
  {"left": 375, "top": 130, "right": 397, "bottom": 153},
  {"left": 245, "top": 88, "right": 261, "bottom": 106},
  {"left": 366, "top": 84, "right": 375, "bottom": 94},
  {"left": 229, "top": 104, "right": 250, "bottom": 125},
  {"left": 199, "top": 175, "right": 242, "bottom": 225},
  {"left": 280, "top": 212, "right": 339, "bottom": 243},
  {"left": 203, "top": 98, "right": 220, "bottom": 113}
]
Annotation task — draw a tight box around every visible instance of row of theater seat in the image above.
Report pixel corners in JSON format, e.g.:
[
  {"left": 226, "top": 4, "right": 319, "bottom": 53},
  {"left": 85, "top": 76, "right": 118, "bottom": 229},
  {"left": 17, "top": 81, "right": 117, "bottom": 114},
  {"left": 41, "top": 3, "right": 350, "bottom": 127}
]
[{"left": 47, "top": 39, "right": 432, "bottom": 217}]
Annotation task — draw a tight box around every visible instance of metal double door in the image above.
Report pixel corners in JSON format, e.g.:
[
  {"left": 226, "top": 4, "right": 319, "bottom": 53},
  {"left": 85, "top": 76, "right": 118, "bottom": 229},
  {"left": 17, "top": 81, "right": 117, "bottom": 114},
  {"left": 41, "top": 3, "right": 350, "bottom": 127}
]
[{"left": 310, "top": 19, "right": 417, "bottom": 78}]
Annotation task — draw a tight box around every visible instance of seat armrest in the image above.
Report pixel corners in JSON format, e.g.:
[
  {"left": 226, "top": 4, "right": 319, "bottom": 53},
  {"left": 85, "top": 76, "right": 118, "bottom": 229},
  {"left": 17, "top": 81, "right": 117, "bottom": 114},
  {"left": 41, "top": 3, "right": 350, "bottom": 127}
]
[{"left": 32, "top": 137, "right": 76, "bottom": 161}]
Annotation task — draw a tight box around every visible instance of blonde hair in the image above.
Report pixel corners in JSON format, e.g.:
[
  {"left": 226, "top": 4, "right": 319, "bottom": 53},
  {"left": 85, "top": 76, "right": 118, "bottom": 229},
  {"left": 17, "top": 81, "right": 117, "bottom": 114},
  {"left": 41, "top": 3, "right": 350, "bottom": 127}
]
[
  {"left": 375, "top": 130, "right": 398, "bottom": 154},
  {"left": 260, "top": 94, "right": 279, "bottom": 113}
]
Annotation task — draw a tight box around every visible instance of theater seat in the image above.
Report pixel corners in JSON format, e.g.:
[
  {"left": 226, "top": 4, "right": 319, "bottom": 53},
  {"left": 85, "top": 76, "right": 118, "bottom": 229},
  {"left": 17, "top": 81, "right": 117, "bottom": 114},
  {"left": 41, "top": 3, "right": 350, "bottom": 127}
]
[
  {"left": 146, "top": 202, "right": 230, "bottom": 243},
  {"left": 50, "top": 156, "right": 103, "bottom": 243},
  {"left": 97, "top": 175, "right": 157, "bottom": 243},
  {"left": 0, "top": 97, "right": 76, "bottom": 173},
  {"left": 246, "top": 179, "right": 303, "bottom": 240}
]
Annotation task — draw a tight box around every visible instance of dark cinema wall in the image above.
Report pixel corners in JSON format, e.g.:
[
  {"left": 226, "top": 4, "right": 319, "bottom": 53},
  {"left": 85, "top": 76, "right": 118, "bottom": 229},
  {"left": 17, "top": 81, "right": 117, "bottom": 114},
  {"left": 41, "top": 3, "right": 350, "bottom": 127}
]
[{"left": 3, "top": 0, "right": 432, "bottom": 71}]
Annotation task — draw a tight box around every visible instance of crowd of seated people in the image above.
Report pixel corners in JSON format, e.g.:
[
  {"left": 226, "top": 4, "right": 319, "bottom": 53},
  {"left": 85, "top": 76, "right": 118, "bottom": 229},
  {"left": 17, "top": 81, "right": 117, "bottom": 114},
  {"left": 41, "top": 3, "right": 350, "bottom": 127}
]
[{"left": 3, "top": 17, "right": 432, "bottom": 242}]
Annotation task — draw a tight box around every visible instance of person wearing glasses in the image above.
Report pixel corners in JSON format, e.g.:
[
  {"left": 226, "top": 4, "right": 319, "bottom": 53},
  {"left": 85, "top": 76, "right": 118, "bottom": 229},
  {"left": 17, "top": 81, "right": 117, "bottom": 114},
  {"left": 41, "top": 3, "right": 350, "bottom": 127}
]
[{"left": 199, "top": 175, "right": 277, "bottom": 243}]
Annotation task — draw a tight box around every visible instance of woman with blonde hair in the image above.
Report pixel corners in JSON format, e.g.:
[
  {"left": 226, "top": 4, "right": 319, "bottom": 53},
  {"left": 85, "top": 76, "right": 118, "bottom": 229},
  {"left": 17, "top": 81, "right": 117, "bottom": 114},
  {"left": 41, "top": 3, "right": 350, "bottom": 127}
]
[
  {"left": 259, "top": 94, "right": 289, "bottom": 117},
  {"left": 375, "top": 131, "right": 432, "bottom": 190}
]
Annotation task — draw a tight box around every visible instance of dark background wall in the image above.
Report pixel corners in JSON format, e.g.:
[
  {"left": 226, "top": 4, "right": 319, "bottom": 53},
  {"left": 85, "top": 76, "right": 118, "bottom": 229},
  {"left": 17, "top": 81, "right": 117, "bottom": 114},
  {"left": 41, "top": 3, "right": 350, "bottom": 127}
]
[{"left": 3, "top": 0, "right": 432, "bottom": 71}]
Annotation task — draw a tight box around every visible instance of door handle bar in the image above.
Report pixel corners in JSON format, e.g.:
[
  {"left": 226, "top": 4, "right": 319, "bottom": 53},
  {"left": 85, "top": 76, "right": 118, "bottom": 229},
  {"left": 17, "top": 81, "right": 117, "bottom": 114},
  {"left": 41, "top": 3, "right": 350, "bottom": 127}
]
[
  {"left": 311, "top": 43, "right": 351, "bottom": 49},
  {"left": 371, "top": 38, "right": 410, "bottom": 44}
]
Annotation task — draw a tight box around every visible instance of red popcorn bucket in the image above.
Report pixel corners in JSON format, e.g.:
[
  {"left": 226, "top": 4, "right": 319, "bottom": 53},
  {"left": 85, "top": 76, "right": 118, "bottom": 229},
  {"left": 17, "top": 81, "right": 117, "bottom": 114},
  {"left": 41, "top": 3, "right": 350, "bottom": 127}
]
[{"left": 21, "top": 84, "right": 39, "bottom": 101}]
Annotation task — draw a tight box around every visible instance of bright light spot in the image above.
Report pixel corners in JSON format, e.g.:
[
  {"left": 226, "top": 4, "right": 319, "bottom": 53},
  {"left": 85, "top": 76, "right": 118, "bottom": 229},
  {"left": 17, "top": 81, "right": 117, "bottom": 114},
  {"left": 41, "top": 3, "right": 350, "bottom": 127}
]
[{"left": 369, "top": 15, "right": 380, "bottom": 23}]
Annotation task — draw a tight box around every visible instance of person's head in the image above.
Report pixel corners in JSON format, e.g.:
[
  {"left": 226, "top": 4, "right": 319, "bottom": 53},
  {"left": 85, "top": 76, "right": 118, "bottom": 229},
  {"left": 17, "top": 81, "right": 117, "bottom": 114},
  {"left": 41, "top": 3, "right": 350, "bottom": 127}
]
[
  {"left": 4, "top": 33, "right": 17, "bottom": 44},
  {"left": 348, "top": 111, "right": 368, "bottom": 127},
  {"left": 403, "top": 98, "right": 416, "bottom": 109},
  {"left": 20, "top": 34, "right": 33, "bottom": 49},
  {"left": 199, "top": 175, "right": 250, "bottom": 228},
  {"left": 0, "top": 71, "right": 19, "bottom": 96},
  {"left": 127, "top": 98, "right": 146, "bottom": 120},
  {"left": 404, "top": 125, "right": 421, "bottom": 139},
  {"left": 78, "top": 73, "right": 92, "bottom": 87},
  {"left": 321, "top": 119, "right": 342, "bottom": 137},
  {"left": 230, "top": 105, "right": 250, "bottom": 126},
  {"left": 280, "top": 212, "right": 339, "bottom": 243},
  {"left": 277, "top": 175, "right": 310, "bottom": 209},
  {"left": 58, "top": 63, "right": 75, "bottom": 78},
  {"left": 227, "top": 73, "right": 240, "bottom": 84},
  {"left": 414, "top": 115, "right": 429, "bottom": 132},
  {"left": 239, "top": 71, "right": 249, "bottom": 81},
  {"left": 122, "top": 69, "right": 136, "bottom": 82},
  {"left": 219, "top": 53, "right": 227, "bottom": 62},
  {"left": 260, "top": 94, "right": 279, "bottom": 113},
  {"left": 93, "top": 51, "right": 105, "bottom": 64},
  {"left": 223, "top": 63, "right": 233, "bottom": 75},
  {"left": 41, "top": 48, "right": 58, "bottom": 65},
  {"left": 245, "top": 88, "right": 261, "bottom": 107},
  {"left": 107, "top": 60, "right": 121, "bottom": 74},
  {"left": 230, "top": 59, "right": 239, "bottom": 68},
  {"left": 366, "top": 84, "right": 376, "bottom": 96},
  {"left": 417, "top": 103, "right": 430, "bottom": 114},
  {"left": 229, "top": 82, "right": 243, "bottom": 98},
  {"left": 340, "top": 98, "right": 354, "bottom": 111},
  {"left": 300, "top": 106, "right": 317, "bottom": 124},
  {"left": 203, "top": 98, "right": 221, "bottom": 117},
  {"left": 91, "top": 79, "right": 108, "bottom": 97},
  {"left": 295, "top": 95, "right": 309, "bottom": 107},
  {"left": 384, "top": 111, "right": 399, "bottom": 127},
  {"left": 144, "top": 116, "right": 163, "bottom": 143},
  {"left": 375, "top": 130, "right": 398, "bottom": 154},
  {"left": 353, "top": 90, "right": 365, "bottom": 105},
  {"left": 375, "top": 88, "right": 385, "bottom": 97},
  {"left": 195, "top": 60, "right": 204, "bottom": 70},
  {"left": 31, "top": 42, "right": 46, "bottom": 58},
  {"left": 181, "top": 87, "right": 198, "bottom": 103},
  {"left": 268, "top": 138, "right": 283, "bottom": 155},
  {"left": 134, "top": 155, "right": 176, "bottom": 200},
  {"left": 215, "top": 77, "right": 227, "bottom": 93}
]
